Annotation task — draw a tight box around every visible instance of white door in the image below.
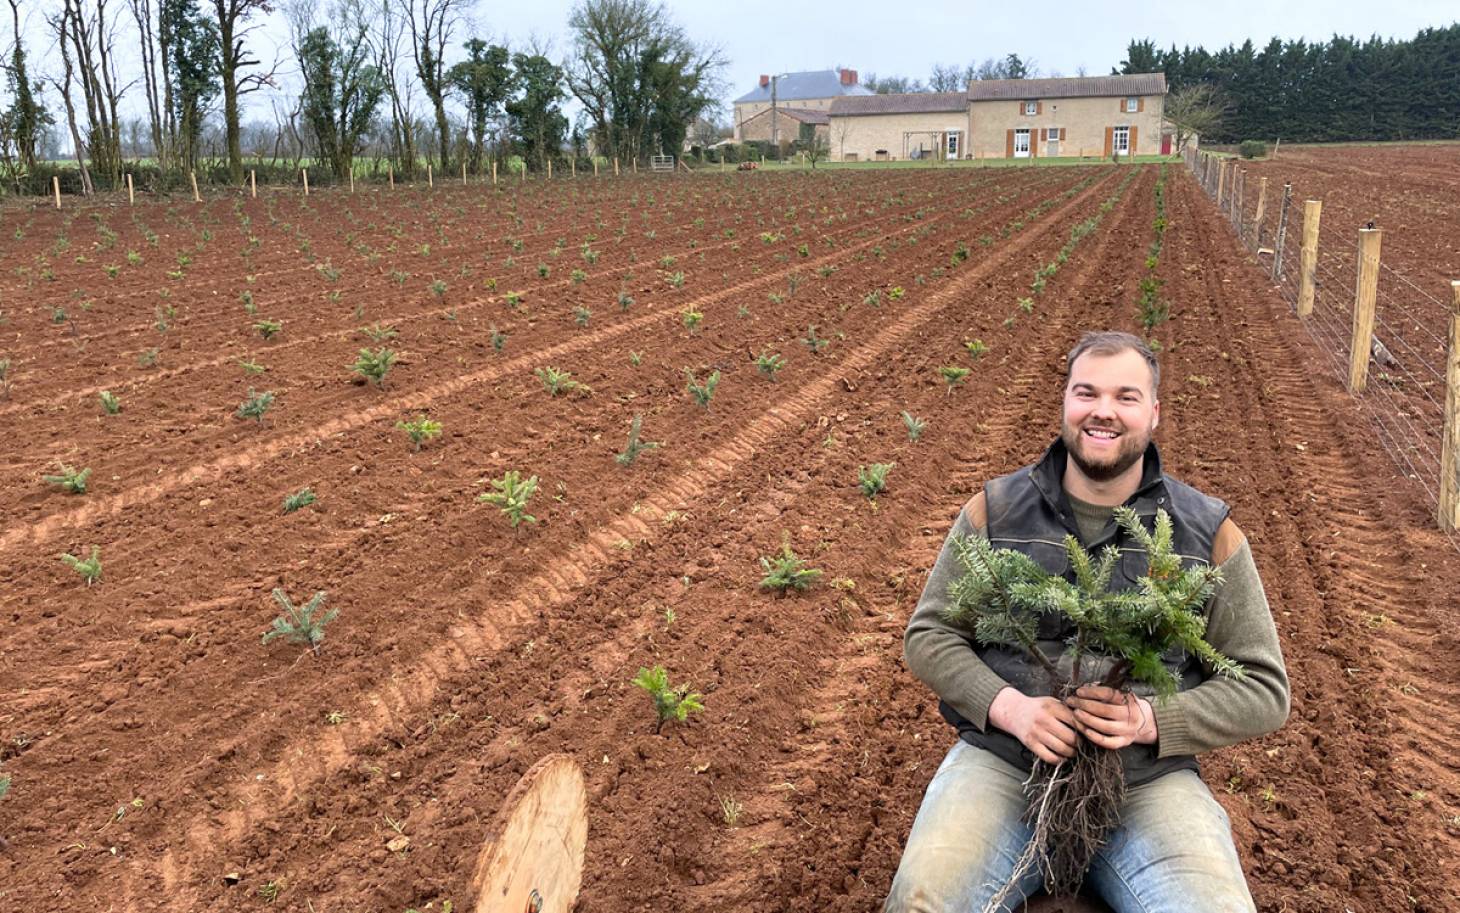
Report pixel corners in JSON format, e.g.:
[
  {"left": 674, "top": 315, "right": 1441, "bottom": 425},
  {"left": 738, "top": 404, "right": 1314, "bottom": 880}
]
[
  {"left": 1113, "top": 126, "right": 1130, "bottom": 155},
  {"left": 1044, "top": 128, "right": 1060, "bottom": 157},
  {"left": 946, "top": 130, "right": 961, "bottom": 159},
  {"left": 1013, "top": 128, "right": 1031, "bottom": 158}
]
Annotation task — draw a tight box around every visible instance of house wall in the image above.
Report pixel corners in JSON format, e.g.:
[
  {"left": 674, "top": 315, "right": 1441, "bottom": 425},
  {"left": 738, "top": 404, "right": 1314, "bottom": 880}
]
[
  {"left": 734, "top": 97, "right": 837, "bottom": 139},
  {"left": 738, "top": 110, "right": 828, "bottom": 145},
  {"left": 826, "top": 110, "right": 972, "bottom": 162},
  {"left": 968, "top": 94, "right": 1165, "bottom": 158}
]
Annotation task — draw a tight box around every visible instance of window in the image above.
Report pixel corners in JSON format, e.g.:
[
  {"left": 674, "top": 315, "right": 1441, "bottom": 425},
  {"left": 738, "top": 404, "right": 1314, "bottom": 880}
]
[
  {"left": 1125, "top": 96, "right": 1138, "bottom": 113},
  {"left": 1023, "top": 100, "right": 1037, "bottom": 116},
  {"left": 1113, "top": 126, "right": 1130, "bottom": 153},
  {"left": 1044, "top": 127, "right": 1060, "bottom": 141},
  {"left": 946, "top": 130, "right": 962, "bottom": 158}
]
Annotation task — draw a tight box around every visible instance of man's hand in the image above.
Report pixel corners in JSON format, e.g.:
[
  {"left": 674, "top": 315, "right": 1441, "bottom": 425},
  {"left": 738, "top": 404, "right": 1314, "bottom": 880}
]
[
  {"left": 1065, "top": 685, "right": 1158, "bottom": 750},
  {"left": 988, "top": 687, "right": 1079, "bottom": 764}
]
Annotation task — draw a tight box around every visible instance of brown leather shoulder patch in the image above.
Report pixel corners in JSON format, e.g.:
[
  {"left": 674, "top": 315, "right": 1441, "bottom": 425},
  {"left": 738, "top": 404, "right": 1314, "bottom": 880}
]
[
  {"left": 962, "top": 491, "right": 988, "bottom": 531},
  {"left": 1212, "top": 518, "right": 1246, "bottom": 565}
]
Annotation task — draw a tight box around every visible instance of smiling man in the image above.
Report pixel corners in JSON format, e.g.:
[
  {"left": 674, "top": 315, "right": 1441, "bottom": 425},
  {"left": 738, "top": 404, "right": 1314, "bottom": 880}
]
[{"left": 885, "top": 331, "right": 1290, "bottom": 913}]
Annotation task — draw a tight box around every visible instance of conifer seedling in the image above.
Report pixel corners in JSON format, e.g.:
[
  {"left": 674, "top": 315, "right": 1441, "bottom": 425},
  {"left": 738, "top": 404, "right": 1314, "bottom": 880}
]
[
  {"left": 802, "top": 325, "right": 828, "bottom": 354},
  {"left": 351, "top": 347, "right": 398, "bottom": 387},
  {"left": 682, "top": 308, "right": 703, "bottom": 333},
  {"left": 536, "top": 366, "right": 586, "bottom": 396},
  {"left": 360, "top": 322, "right": 398, "bottom": 342},
  {"left": 902, "top": 411, "right": 927, "bottom": 441},
  {"left": 44, "top": 464, "right": 91, "bottom": 494},
  {"left": 236, "top": 388, "right": 275, "bottom": 422},
  {"left": 489, "top": 325, "right": 508, "bottom": 353},
  {"left": 282, "top": 488, "right": 317, "bottom": 513},
  {"left": 478, "top": 470, "right": 539, "bottom": 527},
  {"left": 574, "top": 305, "right": 591, "bottom": 327},
  {"left": 939, "top": 365, "right": 970, "bottom": 392},
  {"left": 755, "top": 350, "right": 786, "bottom": 379},
  {"left": 632, "top": 665, "right": 705, "bottom": 733},
  {"left": 0, "top": 770, "right": 10, "bottom": 800},
  {"left": 239, "top": 357, "right": 266, "bottom": 375},
  {"left": 758, "top": 543, "right": 823, "bottom": 593},
  {"left": 616, "top": 414, "right": 661, "bottom": 466},
  {"left": 617, "top": 290, "right": 634, "bottom": 311},
  {"left": 396, "top": 414, "right": 443, "bottom": 451},
  {"left": 59, "top": 546, "right": 102, "bottom": 586},
  {"left": 684, "top": 368, "right": 719, "bottom": 407},
  {"left": 254, "top": 319, "right": 282, "bottom": 340},
  {"left": 859, "top": 462, "right": 894, "bottom": 499},
  {"left": 99, "top": 391, "right": 121, "bottom": 415},
  {"left": 261, "top": 588, "right": 337, "bottom": 654},
  {"left": 964, "top": 338, "right": 990, "bottom": 360}
]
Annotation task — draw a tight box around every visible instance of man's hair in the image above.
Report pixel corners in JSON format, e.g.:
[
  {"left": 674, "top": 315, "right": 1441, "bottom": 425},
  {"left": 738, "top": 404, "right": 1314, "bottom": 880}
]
[{"left": 1066, "top": 331, "right": 1160, "bottom": 395}]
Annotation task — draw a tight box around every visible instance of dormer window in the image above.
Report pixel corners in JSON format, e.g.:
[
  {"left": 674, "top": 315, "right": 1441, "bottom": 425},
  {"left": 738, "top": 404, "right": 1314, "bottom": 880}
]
[
  {"left": 1023, "top": 100, "right": 1037, "bottom": 116},
  {"left": 1125, "top": 96, "right": 1139, "bottom": 112}
]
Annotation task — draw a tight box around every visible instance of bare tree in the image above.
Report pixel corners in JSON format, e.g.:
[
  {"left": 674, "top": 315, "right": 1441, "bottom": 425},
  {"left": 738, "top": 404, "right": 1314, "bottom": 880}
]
[
  {"left": 55, "top": 0, "right": 126, "bottom": 188},
  {"left": 397, "top": 0, "right": 470, "bottom": 173},
  {"left": 1164, "top": 83, "right": 1228, "bottom": 152},
  {"left": 213, "top": 0, "right": 279, "bottom": 183},
  {"left": 929, "top": 63, "right": 966, "bottom": 93},
  {"left": 46, "top": 4, "right": 95, "bottom": 193},
  {"left": 831, "top": 118, "right": 854, "bottom": 161},
  {"left": 368, "top": 0, "right": 419, "bottom": 176}
]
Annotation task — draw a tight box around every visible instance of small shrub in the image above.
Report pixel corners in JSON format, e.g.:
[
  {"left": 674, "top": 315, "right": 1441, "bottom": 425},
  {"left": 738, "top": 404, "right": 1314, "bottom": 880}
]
[
  {"left": 254, "top": 319, "right": 282, "bottom": 340},
  {"left": 902, "top": 411, "right": 926, "bottom": 441},
  {"left": 282, "top": 488, "right": 317, "bottom": 513},
  {"left": 99, "top": 391, "right": 121, "bottom": 415},
  {"left": 536, "top": 366, "right": 587, "bottom": 396},
  {"left": 667, "top": 270, "right": 686, "bottom": 288},
  {"left": 681, "top": 308, "right": 703, "bottom": 333},
  {"left": 261, "top": 588, "right": 337, "bottom": 654},
  {"left": 570, "top": 269, "right": 587, "bottom": 284},
  {"left": 59, "top": 545, "right": 102, "bottom": 586},
  {"left": 536, "top": 262, "right": 550, "bottom": 278},
  {"left": 236, "top": 388, "right": 275, "bottom": 422},
  {"left": 505, "top": 290, "right": 524, "bottom": 309},
  {"left": 859, "top": 462, "right": 894, "bottom": 499},
  {"left": 1238, "top": 140, "right": 1267, "bottom": 160},
  {"left": 351, "top": 347, "right": 398, "bottom": 387},
  {"left": 359, "top": 322, "right": 398, "bottom": 342},
  {"left": 964, "top": 338, "right": 990, "bottom": 360},
  {"left": 615, "top": 414, "right": 660, "bottom": 466},
  {"left": 632, "top": 665, "right": 705, "bottom": 732},
  {"left": 684, "top": 367, "right": 720, "bottom": 407},
  {"left": 617, "top": 290, "right": 634, "bottom": 311},
  {"left": 889, "top": 286, "right": 905, "bottom": 300},
  {"left": 758, "top": 543, "right": 822, "bottom": 592},
  {"left": 44, "top": 464, "right": 92, "bottom": 494},
  {"left": 755, "top": 350, "right": 785, "bottom": 379},
  {"left": 478, "top": 470, "right": 539, "bottom": 527},
  {"left": 939, "top": 365, "right": 971, "bottom": 392},
  {"left": 573, "top": 305, "right": 592, "bottom": 327},
  {"left": 396, "top": 414, "right": 442, "bottom": 451}
]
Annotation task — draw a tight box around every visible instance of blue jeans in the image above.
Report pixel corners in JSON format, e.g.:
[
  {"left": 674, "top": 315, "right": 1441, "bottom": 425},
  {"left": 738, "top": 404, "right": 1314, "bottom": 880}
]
[{"left": 884, "top": 741, "right": 1256, "bottom": 913}]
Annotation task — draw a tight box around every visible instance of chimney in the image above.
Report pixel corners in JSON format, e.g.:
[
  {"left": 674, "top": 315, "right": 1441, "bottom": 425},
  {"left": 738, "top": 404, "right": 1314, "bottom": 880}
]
[
  {"left": 840, "top": 69, "right": 857, "bottom": 86},
  {"left": 760, "top": 74, "right": 770, "bottom": 88}
]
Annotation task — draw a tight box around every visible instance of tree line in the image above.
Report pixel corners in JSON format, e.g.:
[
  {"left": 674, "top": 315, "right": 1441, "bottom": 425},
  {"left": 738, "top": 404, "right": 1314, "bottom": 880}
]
[
  {"left": 1116, "top": 24, "right": 1460, "bottom": 143},
  {"left": 0, "top": 0, "right": 724, "bottom": 194}
]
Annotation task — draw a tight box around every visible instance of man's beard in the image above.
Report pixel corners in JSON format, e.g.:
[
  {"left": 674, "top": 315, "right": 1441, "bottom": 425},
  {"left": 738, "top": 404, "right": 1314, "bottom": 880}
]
[{"left": 1061, "top": 420, "right": 1149, "bottom": 483}]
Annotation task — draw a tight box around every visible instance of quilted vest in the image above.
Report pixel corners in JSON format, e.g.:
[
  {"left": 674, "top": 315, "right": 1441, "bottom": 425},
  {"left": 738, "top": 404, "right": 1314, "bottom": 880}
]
[{"left": 939, "top": 438, "right": 1230, "bottom": 787}]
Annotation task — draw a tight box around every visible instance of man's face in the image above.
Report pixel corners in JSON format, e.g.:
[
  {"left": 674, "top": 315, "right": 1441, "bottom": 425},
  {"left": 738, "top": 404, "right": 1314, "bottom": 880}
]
[{"left": 1061, "top": 348, "right": 1160, "bottom": 483}]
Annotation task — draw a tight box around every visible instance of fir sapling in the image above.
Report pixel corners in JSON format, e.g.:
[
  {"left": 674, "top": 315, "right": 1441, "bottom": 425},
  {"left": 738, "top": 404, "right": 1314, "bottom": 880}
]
[
  {"left": 0, "top": 769, "right": 9, "bottom": 800},
  {"left": 902, "top": 411, "right": 927, "bottom": 441},
  {"left": 99, "top": 391, "right": 122, "bottom": 414},
  {"left": 536, "top": 366, "right": 588, "bottom": 396},
  {"left": 489, "top": 325, "right": 507, "bottom": 353},
  {"left": 282, "top": 487, "right": 317, "bottom": 513},
  {"left": 59, "top": 546, "right": 102, "bottom": 586},
  {"left": 755, "top": 350, "right": 786, "bottom": 379},
  {"left": 964, "top": 338, "right": 990, "bottom": 360},
  {"left": 938, "top": 365, "right": 970, "bottom": 392},
  {"left": 254, "top": 318, "right": 282, "bottom": 340},
  {"left": 859, "top": 462, "right": 894, "bottom": 499},
  {"left": 236, "top": 388, "right": 275, "bottom": 422},
  {"left": 396, "top": 414, "right": 442, "bottom": 451},
  {"left": 631, "top": 665, "right": 705, "bottom": 733},
  {"left": 44, "top": 464, "right": 91, "bottom": 494},
  {"left": 351, "top": 347, "right": 398, "bottom": 387},
  {"left": 758, "top": 542, "right": 823, "bottom": 593},
  {"left": 684, "top": 368, "right": 720, "bottom": 407},
  {"left": 802, "top": 325, "right": 828, "bottom": 354},
  {"left": 616, "top": 414, "right": 661, "bottom": 466},
  {"left": 478, "top": 470, "right": 539, "bottom": 527},
  {"left": 682, "top": 308, "right": 703, "bottom": 334},
  {"left": 261, "top": 588, "right": 337, "bottom": 654}
]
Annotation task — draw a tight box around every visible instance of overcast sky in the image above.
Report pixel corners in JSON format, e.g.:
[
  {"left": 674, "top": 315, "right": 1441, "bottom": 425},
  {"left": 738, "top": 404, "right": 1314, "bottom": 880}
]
[{"left": 10, "top": 0, "right": 1457, "bottom": 131}]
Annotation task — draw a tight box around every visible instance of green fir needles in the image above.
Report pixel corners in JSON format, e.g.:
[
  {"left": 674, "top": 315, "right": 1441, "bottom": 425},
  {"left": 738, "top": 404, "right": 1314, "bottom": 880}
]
[
  {"left": 632, "top": 665, "right": 705, "bottom": 732},
  {"left": 478, "top": 470, "right": 539, "bottom": 527},
  {"left": 59, "top": 546, "right": 102, "bottom": 585},
  {"left": 351, "top": 347, "right": 398, "bottom": 387},
  {"left": 616, "top": 414, "right": 661, "bottom": 466},
  {"left": 261, "top": 588, "right": 338, "bottom": 654},
  {"left": 396, "top": 414, "right": 443, "bottom": 451},
  {"left": 758, "top": 543, "right": 823, "bottom": 593},
  {"left": 754, "top": 350, "right": 786, "bottom": 379},
  {"left": 684, "top": 368, "right": 720, "bottom": 406},
  {"left": 536, "top": 366, "right": 588, "bottom": 396},
  {"left": 859, "top": 462, "right": 894, "bottom": 499},
  {"left": 236, "top": 388, "right": 275, "bottom": 422},
  {"left": 282, "top": 487, "right": 317, "bottom": 513},
  {"left": 44, "top": 464, "right": 91, "bottom": 494},
  {"left": 99, "top": 391, "right": 122, "bottom": 414},
  {"left": 902, "top": 411, "right": 927, "bottom": 442}
]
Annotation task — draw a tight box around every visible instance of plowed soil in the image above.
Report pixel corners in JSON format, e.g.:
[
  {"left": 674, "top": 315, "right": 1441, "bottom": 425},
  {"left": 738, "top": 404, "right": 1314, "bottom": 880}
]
[{"left": 1, "top": 164, "right": 1457, "bottom": 913}]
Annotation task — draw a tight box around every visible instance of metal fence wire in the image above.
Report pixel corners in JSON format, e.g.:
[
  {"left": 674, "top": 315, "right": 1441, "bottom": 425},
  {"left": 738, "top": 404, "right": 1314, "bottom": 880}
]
[{"left": 1185, "top": 151, "right": 1458, "bottom": 551}]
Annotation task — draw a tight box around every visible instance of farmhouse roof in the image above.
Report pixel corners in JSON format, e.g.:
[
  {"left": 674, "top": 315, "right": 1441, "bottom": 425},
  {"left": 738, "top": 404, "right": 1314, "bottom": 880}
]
[
  {"left": 734, "top": 70, "right": 873, "bottom": 104},
  {"left": 829, "top": 92, "right": 969, "bottom": 117},
  {"left": 967, "top": 73, "right": 1166, "bottom": 101},
  {"left": 743, "top": 106, "right": 830, "bottom": 125}
]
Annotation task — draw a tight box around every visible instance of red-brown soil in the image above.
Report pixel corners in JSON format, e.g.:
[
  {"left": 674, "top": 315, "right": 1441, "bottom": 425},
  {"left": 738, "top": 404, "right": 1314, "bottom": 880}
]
[{"left": 1, "top": 164, "right": 1457, "bottom": 913}]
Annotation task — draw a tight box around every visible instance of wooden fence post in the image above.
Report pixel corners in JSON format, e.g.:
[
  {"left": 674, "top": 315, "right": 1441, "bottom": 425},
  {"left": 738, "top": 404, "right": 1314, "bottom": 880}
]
[
  {"left": 301, "top": 168, "right": 309, "bottom": 196},
  {"left": 1253, "top": 177, "right": 1268, "bottom": 245},
  {"left": 250, "top": 169, "right": 257, "bottom": 198},
  {"left": 1297, "top": 201, "right": 1322, "bottom": 316},
  {"left": 126, "top": 173, "right": 135, "bottom": 206},
  {"left": 349, "top": 170, "right": 355, "bottom": 193},
  {"left": 613, "top": 157, "right": 619, "bottom": 176},
  {"left": 632, "top": 158, "right": 638, "bottom": 173},
  {"left": 1347, "top": 228, "right": 1383, "bottom": 393},
  {"left": 52, "top": 176, "right": 60, "bottom": 208},
  {"left": 1440, "top": 280, "right": 1460, "bottom": 531},
  {"left": 1216, "top": 160, "right": 1227, "bottom": 206},
  {"left": 547, "top": 159, "right": 552, "bottom": 180},
  {"left": 570, "top": 158, "right": 576, "bottom": 177},
  {"left": 388, "top": 164, "right": 394, "bottom": 189},
  {"left": 190, "top": 170, "right": 201, "bottom": 202},
  {"left": 427, "top": 163, "right": 433, "bottom": 188},
  {"left": 462, "top": 161, "right": 467, "bottom": 185},
  {"left": 492, "top": 160, "right": 497, "bottom": 185},
  {"left": 593, "top": 158, "right": 599, "bottom": 177}
]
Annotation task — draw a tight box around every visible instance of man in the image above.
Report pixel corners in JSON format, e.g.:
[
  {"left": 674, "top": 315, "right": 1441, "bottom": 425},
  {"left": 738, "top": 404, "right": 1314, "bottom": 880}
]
[{"left": 885, "top": 331, "right": 1290, "bottom": 913}]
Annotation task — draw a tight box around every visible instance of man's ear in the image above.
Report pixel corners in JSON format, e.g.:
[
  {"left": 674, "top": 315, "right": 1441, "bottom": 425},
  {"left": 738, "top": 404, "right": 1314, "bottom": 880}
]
[{"left": 1151, "top": 398, "right": 1161, "bottom": 430}]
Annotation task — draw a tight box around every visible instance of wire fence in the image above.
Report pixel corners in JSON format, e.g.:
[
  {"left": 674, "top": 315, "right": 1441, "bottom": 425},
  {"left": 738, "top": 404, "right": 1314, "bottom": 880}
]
[{"left": 1186, "top": 148, "right": 1459, "bottom": 548}]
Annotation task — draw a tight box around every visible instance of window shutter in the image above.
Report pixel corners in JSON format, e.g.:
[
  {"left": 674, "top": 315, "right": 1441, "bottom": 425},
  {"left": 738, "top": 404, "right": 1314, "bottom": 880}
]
[
  {"left": 1130, "top": 125, "right": 1139, "bottom": 154},
  {"left": 1103, "top": 127, "right": 1113, "bottom": 158},
  {"left": 1137, "top": 97, "right": 1145, "bottom": 113},
  {"left": 1031, "top": 130, "right": 1039, "bottom": 157},
  {"left": 1006, "top": 129, "right": 1015, "bottom": 158},
  {"left": 1036, "top": 101, "right": 1043, "bottom": 115},
  {"left": 1060, "top": 127, "right": 1067, "bottom": 141}
]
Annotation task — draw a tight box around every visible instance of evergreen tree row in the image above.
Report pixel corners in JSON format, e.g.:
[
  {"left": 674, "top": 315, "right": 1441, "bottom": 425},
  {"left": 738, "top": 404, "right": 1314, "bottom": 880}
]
[{"left": 1117, "top": 24, "right": 1460, "bottom": 143}]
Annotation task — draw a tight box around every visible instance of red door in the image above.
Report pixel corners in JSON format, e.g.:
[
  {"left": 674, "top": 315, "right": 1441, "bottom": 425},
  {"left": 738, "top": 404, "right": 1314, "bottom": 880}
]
[{"left": 1161, "top": 134, "right": 1172, "bottom": 155}]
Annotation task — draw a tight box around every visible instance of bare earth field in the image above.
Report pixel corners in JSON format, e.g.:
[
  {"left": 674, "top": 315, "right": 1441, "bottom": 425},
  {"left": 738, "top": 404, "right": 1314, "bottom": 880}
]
[{"left": 0, "top": 162, "right": 1457, "bottom": 913}]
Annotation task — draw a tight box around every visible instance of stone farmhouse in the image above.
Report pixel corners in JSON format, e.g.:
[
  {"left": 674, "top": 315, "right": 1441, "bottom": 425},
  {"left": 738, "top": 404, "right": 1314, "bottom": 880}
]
[
  {"left": 824, "top": 73, "right": 1171, "bottom": 161},
  {"left": 732, "top": 68, "right": 872, "bottom": 142}
]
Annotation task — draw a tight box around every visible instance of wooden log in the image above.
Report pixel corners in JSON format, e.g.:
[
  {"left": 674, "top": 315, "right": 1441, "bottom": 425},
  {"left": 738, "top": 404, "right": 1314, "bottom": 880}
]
[
  {"left": 1347, "top": 228, "right": 1383, "bottom": 393},
  {"left": 1441, "top": 280, "right": 1460, "bottom": 531},
  {"left": 1297, "top": 200, "right": 1322, "bottom": 316}
]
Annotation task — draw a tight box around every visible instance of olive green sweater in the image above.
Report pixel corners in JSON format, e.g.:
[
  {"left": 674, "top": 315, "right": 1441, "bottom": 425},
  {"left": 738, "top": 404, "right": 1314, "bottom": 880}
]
[{"left": 903, "top": 501, "right": 1290, "bottom": 759}]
